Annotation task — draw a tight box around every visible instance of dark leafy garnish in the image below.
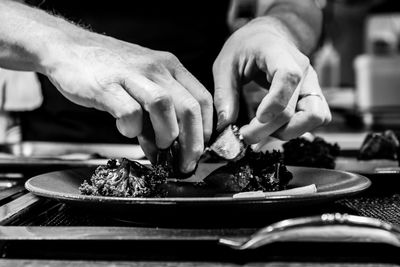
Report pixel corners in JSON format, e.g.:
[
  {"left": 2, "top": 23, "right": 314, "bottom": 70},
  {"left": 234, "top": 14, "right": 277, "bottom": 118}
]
[
  {"left": 204, "top": 148, "right": 292, "bottom": 192},
  {"left": 79, "top": 139, "right": 197, "bottom": 198},
  {"left": 282, "top": 137, "right": 340, "bottom": 169},
  {"left": 79, "top": 158, "right": 169, "bottom": 197}
]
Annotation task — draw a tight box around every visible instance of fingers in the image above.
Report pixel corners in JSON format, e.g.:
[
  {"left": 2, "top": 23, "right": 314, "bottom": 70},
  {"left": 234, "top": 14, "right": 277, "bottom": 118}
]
[
  {"left": 213, "top": 55, "right": 240, "bottom": 131},
  {"left": 147, "top": 90, "right": 179, "bottom": 149},
  {"left": 240, "top": 83, "right": 300, "bottom": 144},
  {"left": 273, "top": 67, "right": 331, "bottom": 140},
  {"left": 240, "top": 113, "right": 289, "bottom": 145},
  {"left": 163, "top": 78, "right": 205, "bottom": 173},
  {"left": 137, "top": 115, "right": 158, "bottom": 165},
  {"left": 272, "top": 101, "right": 323, "bottom": 140},
  {"left": 122, "top": 76, "right": 179, "bottom": 150},
  {"left": 94, "top": 83, "right": 143, "bottom": 138},
  {"left": 256, "top": 63, "right": 303, "bottom": 123},
  {"left": 173, "top": 65, "right": 213, "bottom": 144},
  {"left": 123, "top": 71, "right": 206, "bottom": 174},
  {"left": 242, "top": 66, "right": 331, "bottom": 145},
  {"left": 138, "top": 134, "right": 157, "bottom": 165}
]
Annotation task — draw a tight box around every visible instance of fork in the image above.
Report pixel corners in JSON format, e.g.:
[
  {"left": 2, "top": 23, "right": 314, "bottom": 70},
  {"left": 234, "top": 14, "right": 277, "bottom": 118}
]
[{"left": 219, "top": 213, "right": 400, "bottom": 249}]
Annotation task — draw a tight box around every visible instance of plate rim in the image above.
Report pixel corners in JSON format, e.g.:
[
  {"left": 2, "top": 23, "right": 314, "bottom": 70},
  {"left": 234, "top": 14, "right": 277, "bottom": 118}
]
[
  {"left": 25, "top": 165, "right": 371, "bottom": 204},
  {"left": 335, "top": 157, "right": 400, "bottom": 176}
]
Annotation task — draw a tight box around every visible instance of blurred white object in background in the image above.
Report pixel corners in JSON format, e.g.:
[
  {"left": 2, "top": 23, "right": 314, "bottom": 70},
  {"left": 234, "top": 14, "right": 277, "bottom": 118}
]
[
  {"left": 0, "top": 68, "right": 42, "bottom": 111},
  {"left": 353, "top": 13, "right": 400, "bottom": 128},
  {"left": 354, "top": 54, "right": 400, "bottom": 110},
  {"left": 0, "top": 69, "right": 42, "bottom": 143},
  {"left": 365, "top": 13, "right": 400, "bottom": 54},
  {"left": 313, "top": 41, "right": 341, "bottom": 90}
]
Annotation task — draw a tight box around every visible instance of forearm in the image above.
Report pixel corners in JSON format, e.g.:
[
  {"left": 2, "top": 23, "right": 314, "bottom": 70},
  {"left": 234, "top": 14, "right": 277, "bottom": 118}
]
[
  {"left": 0, "top": 0, "right": 99, "bottom": 73},
  {"left": 259, "top": 0, "right": 323, "bottom": 55}
]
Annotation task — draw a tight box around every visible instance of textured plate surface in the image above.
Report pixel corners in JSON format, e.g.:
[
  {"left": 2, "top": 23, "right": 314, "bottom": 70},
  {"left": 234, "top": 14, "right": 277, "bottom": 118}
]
[
  {"left": 336, "top": 157, "right": 398, "bottom": 175},
  {"left": 25, "top": 164, "right": 371, "bottom": 224}
]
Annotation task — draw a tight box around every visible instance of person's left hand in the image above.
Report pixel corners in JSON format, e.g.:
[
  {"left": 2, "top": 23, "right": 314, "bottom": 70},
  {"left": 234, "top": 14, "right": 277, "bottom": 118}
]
[{"left": 213, "top": 17, "right": 331, "bottom": 144}]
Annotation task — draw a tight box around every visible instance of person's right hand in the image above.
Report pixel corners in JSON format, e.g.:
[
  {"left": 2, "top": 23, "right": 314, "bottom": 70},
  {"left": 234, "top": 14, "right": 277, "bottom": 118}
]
[{"left": 44, "top": 33, "right": 213, "bottom": 174}]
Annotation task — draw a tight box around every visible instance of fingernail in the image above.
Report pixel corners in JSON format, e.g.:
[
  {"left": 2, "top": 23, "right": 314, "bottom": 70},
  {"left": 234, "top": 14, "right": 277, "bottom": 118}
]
[{"left": 216, "top": 112, "right": 226, "bottom": 131}]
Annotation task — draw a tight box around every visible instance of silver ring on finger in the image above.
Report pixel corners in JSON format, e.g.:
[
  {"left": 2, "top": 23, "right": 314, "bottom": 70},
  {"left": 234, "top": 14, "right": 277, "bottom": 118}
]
[{"left": 298, "top": 93, "right": 323, "bottom": 101}]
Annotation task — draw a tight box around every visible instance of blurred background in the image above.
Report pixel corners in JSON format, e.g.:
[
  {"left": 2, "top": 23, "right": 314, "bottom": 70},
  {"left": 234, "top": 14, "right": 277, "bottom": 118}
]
[
  {"left": 244, "top": 0, "right": 400, "bottom": 136},
  {"left": 1, "top": 0, "right": 400, "bottom": 156},
  {"left": 313, "top": 0, "right": 400, "bottom": 132}
]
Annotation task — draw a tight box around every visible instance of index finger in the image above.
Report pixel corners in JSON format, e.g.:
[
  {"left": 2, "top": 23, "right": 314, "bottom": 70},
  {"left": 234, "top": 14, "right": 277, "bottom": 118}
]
[
  {"left": 240, "top": 81, "right": 301, "bottom": 144},
  {"left": 122, "top": 76, "right": 179, "bottom": 149},
  {"left": 212, "top": 55, "right": 240, "bottom": 131},
  {"left": 256, "top": 56, "right": 304, "bottom": 123},
  {"left": 173, "top": 65, "right": 213, "bottom": 144},
  {"left": 273, "top": 67, "right": 331, "bottom": 140}
]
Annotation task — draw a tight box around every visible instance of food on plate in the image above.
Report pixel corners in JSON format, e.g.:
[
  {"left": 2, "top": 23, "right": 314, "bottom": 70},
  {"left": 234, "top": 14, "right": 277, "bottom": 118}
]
[
  {"left": 79, "top": 139, "right": 201, "bottom": 197},
  {"left": 80, "top": 125, "right": 294, "bottom": 197},
  {"left": 358, "top": 130, "right": 399, "bottom": 161},
  {"left": 79, "top": 158, "right": 169, "bottom": 197},
  {"left": 204, "top": 148, "right": 293, "bottom": 193},
  {"left": 79, "top": 143, "right": 181, "bottom": 198},
  {"left": 204, "top": 125, "right": 292, "bottom": 193},
  {"left": 207, "top": 124, "right": 247, "bottom": 161},
  {"left": 282, "top": 136, "right": 340, "bottom": 169}
]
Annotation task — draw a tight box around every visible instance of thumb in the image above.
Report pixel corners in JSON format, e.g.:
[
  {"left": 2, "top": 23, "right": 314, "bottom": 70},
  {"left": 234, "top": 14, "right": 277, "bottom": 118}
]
[{"left": 212, "top": 59, "right": 240, "bottom": 131}]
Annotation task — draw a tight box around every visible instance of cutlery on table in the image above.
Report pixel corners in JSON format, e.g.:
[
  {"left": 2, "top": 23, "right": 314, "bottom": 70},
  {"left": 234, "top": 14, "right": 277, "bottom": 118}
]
[{"left": 220, "top": 213, "right": 400, "bottom": 249}]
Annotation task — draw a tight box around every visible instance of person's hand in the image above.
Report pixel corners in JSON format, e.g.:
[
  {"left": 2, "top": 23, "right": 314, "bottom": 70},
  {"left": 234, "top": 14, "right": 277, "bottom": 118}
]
[
  {"left": 45, "top": 33, "right": 213, "bottom": 174},
  {"left": 213, "top": 17, "right": 331, "bottom": 144}
]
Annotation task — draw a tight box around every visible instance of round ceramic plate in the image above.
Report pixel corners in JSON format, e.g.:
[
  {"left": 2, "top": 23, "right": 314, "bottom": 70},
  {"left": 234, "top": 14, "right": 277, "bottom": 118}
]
[{"left": 25, "top": 164, "right": 371, "bottom": 225}]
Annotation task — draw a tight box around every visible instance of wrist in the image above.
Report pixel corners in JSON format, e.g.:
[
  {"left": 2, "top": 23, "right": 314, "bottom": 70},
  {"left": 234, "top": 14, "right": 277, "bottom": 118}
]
[
  {"left": 36, "top": 24, "right": 103, "bottom": 76},
  {"left": 245, "top": 16, "right": 300, "bottom": 49},
  {"left": 33, "top": 28, "right": 73, "bottom": 75}
]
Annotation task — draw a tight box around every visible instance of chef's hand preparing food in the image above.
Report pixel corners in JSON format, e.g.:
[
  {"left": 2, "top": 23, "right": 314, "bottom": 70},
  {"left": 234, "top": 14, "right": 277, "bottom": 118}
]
[
  {"left": 214, "top": 0, "right": 331, "bottom": 147},
  {"left": 0, "top": 0, "right": 212, "bottom": 175},
  {"left": 0, "top": 0, "right": 328, "bottom": 175}
]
